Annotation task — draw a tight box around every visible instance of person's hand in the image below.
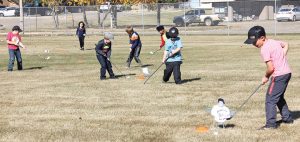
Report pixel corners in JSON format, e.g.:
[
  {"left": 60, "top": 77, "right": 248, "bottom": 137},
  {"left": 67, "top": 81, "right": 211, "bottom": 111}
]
[
  {"left": 162, "top": 58, "right": 166, "bottom": 63},
  {"left": 83, "top": 34, "right": 86, "bottom": 37},
  {"left": 169, "top": 52, "right": 173, "bottom": 57},
  {"left": 262, "top": 76, "right": 269, "bottom": 85},
  {"left": 14, "top": 40, "right": 19, "bottom": 46},
  {"left": 129, "top": 48, "right": 132, "bottom": 52},
  {"left": 23, "top": 46, "right": 27, "bottom": 50},
  {"left": 107, "top": 57, "right": 110, "bottom": 61}
]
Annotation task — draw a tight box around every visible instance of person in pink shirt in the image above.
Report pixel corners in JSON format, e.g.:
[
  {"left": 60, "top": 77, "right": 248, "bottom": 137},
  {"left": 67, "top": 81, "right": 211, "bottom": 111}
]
[
  {"left": 6, "top": 26, "right": 26, "bottom": 71},
  {"left": 244, "top": 26, "right": 293, "bottom": 130}
]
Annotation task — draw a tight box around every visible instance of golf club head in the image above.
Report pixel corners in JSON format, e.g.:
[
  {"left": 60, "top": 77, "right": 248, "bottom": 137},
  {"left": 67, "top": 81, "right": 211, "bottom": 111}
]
[
  {"left": 226, "top": 111, "right": 236, "bottom": 120},
  {"left": 150, "top": 51, "right": 154, "bottom": 55}
]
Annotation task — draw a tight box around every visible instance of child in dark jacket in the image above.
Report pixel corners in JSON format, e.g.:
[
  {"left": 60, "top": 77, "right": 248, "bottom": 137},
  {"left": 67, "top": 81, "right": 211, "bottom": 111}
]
[
  {"left": 95, "top": 32, "right": 116, "bottom": 80},
  {"left": 76, "top": 21, "right": 86, "bottom": 50}
]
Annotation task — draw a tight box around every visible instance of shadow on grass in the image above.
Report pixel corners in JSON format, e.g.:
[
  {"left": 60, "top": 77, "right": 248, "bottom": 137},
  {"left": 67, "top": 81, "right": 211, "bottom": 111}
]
[
  {"left": 85, "top": 48, "right": 94, "bottom": 51},
  {"left": 131, "top": 64, "right": 154, "bottom": 68},
  {"left": 181, "top": 77, "right": 201, "bottom": 84},
  {"left": 291, "top": 110, "right": 300, "bottom": 120},
  {"left": 115, "top": 73, "right": 136, "bottom": 78},
  {"left": 217, "top": 124, "right": 236, "bottom": 128},
  {"left": 23, "top": 66, "right": 46, "bottom": 70}
]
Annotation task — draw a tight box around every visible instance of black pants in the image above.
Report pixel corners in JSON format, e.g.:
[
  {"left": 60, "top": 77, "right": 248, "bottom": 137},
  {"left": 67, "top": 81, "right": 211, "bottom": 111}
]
[
  {"left": 126, "top": 46, "right": 142, "bottom": 67},
  {"left": 265, "top": 73, "right": 292, "bottom": 127},
  {"left": 163, "top": 61, "right": 182, "bottom": 84},
  {"left": 78, "top": 36, "right": 85, "bottom": 49},
  {"left": 96, "top": 54, "right": 114, "bottom": 79}
]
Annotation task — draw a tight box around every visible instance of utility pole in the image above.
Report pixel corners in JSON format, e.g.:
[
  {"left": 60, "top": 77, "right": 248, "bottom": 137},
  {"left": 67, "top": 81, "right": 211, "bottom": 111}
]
[
  {"left": 19, "top": 0, "right": 24, "bottom": 32},
  {"left": 157, "top": 0, "right": 162, "bottom": 25}
]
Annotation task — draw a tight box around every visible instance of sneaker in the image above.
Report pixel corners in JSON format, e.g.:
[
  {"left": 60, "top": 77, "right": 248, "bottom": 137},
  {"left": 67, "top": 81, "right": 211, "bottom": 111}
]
[
  {"left": 100, "top": 77, "right": 106, "bottom": 80},
  {"left": 110, "top": 76, "right": 117, "bottom": 79},
  {"left": 125, "top": 62, "right": 130, "bottom": 68},
  {"left": 257, "top": 125, "right": 277, "bottom": 130},
  {"left": 175, "top": 81, "right": 182, "bottom": 85},
  {"left": 8, "top": 69, "right": 13, "bottom": 71},
  {"left": 276, "top": 119, "right": 294, "bottom": 124}
]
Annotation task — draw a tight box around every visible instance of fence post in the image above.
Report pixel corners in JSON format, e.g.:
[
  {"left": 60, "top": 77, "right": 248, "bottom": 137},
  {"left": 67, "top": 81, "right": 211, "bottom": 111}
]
[
  {"left": 274, "top": 0, "right": 277, "bottom": 36},
  {"left": 142, "top": 3, "right": 144, "bottom": 36}
]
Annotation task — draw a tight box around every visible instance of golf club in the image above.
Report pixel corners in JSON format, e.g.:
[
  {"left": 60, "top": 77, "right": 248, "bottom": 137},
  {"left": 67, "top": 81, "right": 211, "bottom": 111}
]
[
  {"left": 228, "top": 84, "right": 263, "bottom": 120},
  {"left": 109, "top": 60, "right": 128, "bottom": 78},
  {"left": 143, "top": 62, "right": 165, "bottom": 84},
  {"left": 144, "top": 56, "right": 171, "bottom": 84},
  {"left": 150, "top": 48, "right": 161, "bottom": 55}
]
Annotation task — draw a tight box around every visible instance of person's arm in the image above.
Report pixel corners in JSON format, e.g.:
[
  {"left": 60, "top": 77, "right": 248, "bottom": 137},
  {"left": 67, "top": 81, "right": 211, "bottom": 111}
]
[
  {"left": 18, "top": 41, "right": 26, "bottom": 49},
  {"left": 169, "top": 39, "right": 183, "bottom": 57},
  {"left": 6, "top": 39, "right": 26, "bottom": 49},
  {"left": 280, "top": 41, "right": 289, "bottom": 56},
  {"left": 159, "top": 35, "right": 165, "bottom": 49},
  {"left": 130, "top": 33, "right": 139, "bottom": 49},
  {"left": 262, "top": 61, "right": 274, "bottom": 85},
  {"left": 130, "top": 39, "right": 139, "bottom": 49},
  {"left": 95, "top": 41, "right": 105, "bottom": 56},
  {"left": 107, "top": 45, "right": 112, "bottom": 59},
  {"left": 6, "top": 39, "right": 17, "bottom": 45},
  {"left": 162, "top": 50, "right": 168, "bottom": 63},
  {"left": 76, "top": 28, "right": 79, "bottom": 36},
  {"left": 83, "top": 29, "right": 86, "bottom": 36},
  {"left": 169, "top": 47, "right": 181, "bottom": 57}
]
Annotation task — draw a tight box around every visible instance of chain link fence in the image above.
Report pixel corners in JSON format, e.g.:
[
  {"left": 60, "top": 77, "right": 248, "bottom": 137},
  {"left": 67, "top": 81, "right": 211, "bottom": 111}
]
[{"left": 0, "top": 1, "right": 300, "bottom": 36}]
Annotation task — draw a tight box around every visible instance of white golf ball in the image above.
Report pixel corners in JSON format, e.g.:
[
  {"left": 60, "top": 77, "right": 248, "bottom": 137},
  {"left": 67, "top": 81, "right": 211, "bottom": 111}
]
[
  {"left": 126, "top": 76, "right": 130, "bottom": 79},
  {"left": 150, "top": 51, "right": 153, "bottom": 54},
  {"left": 213, "top": 131, "right": 218, "bottom": 135},
  {"left": 45, "top": 56, "right": 50, "bottom": 60},
  {"left": 44, "top": 49, "right": 49, "bottom": 53}
]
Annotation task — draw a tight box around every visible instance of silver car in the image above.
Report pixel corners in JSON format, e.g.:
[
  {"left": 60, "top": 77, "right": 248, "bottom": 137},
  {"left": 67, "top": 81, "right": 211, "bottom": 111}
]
[{"left": 276, "top": 7, "right": 300, "bottom": 22}]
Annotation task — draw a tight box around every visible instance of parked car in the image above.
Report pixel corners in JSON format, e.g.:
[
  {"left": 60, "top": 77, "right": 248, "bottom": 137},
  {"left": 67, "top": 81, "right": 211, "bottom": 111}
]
[
  {"left": 0, "top": 7, "right": 18, "bottom": 17},
  {"left": 173, "top": 9, "right": 222, "bottom": 26},
  {"left": 23, "top": 3, "right": 53, "bottom": 16},
  {"left": 276, "top": 7, "right": 300, "bottom": 22}
]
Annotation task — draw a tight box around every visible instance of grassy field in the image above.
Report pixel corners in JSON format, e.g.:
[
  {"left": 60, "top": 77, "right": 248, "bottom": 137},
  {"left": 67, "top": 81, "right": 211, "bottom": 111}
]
[{"left": 0, "top": 34, "right": 300, "bottom": 142}]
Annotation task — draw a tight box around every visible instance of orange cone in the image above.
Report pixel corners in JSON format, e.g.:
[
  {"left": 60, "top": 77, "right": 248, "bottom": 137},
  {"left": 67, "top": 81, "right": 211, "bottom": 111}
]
[
  {"left": 196, "top": 126, "right": 209, "bottom": 133},
  {"left": 137, "top": 74, "right": 145, "bottom": 80}
]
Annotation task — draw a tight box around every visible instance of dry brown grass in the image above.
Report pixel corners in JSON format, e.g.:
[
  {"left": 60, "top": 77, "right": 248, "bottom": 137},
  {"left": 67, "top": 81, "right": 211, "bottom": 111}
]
[{"left": 0, "top": 34, "right": 300, "bottom": 142}]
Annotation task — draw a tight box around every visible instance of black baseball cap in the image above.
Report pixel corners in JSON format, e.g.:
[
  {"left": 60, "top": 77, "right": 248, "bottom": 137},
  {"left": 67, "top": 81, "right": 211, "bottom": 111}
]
[
  {"left": 168, "top": 27, "right": 179, "bottom": 38},
  {"left": 156, "top": 25, "right": 164, "bottom": 31},
  {"left": 244, "top": 26, "right": 266, "bottom": 44},
  {"left": 12, "top": 25, "right": 22, "bottom": 32}
]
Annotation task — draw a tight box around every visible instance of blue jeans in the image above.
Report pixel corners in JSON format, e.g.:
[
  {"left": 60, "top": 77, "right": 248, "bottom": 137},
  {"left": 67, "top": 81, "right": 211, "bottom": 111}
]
[{"left": 8, "top": 48, "right": 22, "bottom": 71}]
